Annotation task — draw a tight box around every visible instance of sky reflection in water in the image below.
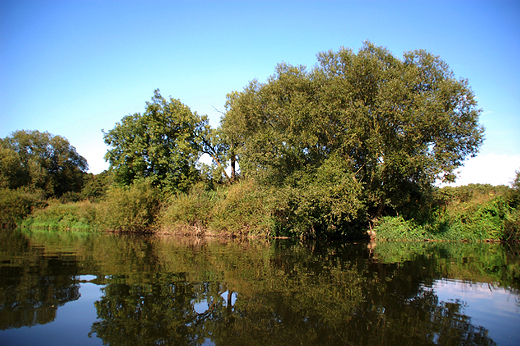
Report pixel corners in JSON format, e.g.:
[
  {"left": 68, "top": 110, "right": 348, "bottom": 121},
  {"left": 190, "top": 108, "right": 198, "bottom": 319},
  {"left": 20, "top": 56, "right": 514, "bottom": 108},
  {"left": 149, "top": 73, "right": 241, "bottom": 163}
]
[{"left": 431, "top": 279, "right": 520, "bottom": 345}]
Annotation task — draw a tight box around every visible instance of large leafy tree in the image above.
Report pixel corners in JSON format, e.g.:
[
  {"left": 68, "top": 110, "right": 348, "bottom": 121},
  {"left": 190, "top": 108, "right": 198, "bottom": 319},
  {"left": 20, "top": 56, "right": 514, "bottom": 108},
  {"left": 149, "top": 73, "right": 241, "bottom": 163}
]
[
  {"left": 224, "top": 42, "right": 484, "bottom": 229},
  {"left": 0, "top": 130, "right": 88, "bottom": 197},
  {"left": 104, "top": 90, "right": 212, "bottom": 192}
]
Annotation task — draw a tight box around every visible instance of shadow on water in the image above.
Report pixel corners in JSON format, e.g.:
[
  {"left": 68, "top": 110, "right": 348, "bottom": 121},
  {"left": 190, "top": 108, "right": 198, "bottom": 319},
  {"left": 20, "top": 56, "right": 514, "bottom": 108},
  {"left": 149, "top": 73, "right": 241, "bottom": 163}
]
[{"left": 1, "top": 228, "right": 519, "bottom": 345}]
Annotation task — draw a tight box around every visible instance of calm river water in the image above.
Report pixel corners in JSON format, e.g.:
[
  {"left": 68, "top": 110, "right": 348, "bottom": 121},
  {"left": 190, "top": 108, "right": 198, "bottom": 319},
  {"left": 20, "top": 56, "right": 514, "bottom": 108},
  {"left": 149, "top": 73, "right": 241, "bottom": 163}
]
[{"left": 0, "top": 228, "right": 519, "bottom": 346}]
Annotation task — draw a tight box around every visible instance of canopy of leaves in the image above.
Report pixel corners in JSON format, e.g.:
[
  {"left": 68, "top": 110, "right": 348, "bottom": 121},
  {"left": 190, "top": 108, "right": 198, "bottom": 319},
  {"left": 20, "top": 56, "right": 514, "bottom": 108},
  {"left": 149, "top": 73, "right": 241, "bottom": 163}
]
[
  {"left": 224, "top": 42, "right": 484, "bottom": 224},
  {"left": 0, "top": 130, "right": 88, "bottom": 197},
  {"left": 103, "top": 90, "right": 210, "bottom": 193}
]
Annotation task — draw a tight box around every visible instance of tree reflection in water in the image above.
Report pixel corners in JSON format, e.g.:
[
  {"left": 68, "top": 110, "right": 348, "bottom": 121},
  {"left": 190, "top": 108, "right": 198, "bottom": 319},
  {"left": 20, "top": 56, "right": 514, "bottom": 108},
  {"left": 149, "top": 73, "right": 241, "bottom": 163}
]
[
  {"left": 88, "top": 239, "right": 500, "bottom": 346},
  {"left": 0, "top": 229, "right": 81, "bottom": 330},
  {"left": 2, "top": 230, "right": 517, "bottom": 345}
]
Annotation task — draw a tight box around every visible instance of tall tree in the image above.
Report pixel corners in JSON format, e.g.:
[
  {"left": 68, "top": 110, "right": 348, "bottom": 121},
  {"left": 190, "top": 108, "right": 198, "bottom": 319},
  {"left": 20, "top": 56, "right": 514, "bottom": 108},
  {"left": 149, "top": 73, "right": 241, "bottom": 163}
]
[
  {"left": 224, "top": 42, "right": 484, "bottom": 228},
  {"left": 0, "top": 130, "right": 88, "bottom": 197},
  {"left": 104, "top": 90, "right": 212, "bottom": 192}
]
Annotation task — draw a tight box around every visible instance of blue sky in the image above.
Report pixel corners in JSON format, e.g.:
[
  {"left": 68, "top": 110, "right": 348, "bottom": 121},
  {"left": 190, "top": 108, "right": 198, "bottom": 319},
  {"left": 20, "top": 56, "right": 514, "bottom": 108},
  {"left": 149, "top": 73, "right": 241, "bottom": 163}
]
[{"left": 1, "top": 0, "right": 519, "bottom": 185}]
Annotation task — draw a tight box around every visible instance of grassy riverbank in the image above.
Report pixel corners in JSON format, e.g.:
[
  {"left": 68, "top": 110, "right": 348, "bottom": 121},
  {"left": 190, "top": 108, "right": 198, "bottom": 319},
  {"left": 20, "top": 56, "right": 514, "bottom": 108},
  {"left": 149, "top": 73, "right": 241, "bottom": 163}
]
[
  {"left": 373, "top": 184, "right": 520, "bottom": 241},
  {"left": 4, "top": 177, "right": 520, "bottom": 241}
]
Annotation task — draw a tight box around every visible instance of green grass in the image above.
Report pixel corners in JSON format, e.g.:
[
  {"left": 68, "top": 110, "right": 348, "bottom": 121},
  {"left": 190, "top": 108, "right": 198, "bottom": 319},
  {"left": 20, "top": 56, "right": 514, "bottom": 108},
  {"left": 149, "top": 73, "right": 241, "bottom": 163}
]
[
  {"left": 22, "top": 200, "right": 98, "bottom": 231},
  {"left": 374, "top": 185, "right": 520, "bottom": 241}
]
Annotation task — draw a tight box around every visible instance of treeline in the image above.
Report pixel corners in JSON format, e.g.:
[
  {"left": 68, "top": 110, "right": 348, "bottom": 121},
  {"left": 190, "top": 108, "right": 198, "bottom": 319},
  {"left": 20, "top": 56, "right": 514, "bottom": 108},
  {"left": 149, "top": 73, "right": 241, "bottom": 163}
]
[
  {"left": 0, "top": 129, "right": 91, "bottom": 227},
  {"left": 1, "top": 42, "right": 519, "bottom": 239}
]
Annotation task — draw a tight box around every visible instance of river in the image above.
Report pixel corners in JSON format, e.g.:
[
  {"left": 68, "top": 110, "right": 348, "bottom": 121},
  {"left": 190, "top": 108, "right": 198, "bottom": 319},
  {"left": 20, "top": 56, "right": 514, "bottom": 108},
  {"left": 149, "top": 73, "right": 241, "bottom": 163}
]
[{"left": 1, "top": 228, "right": 519, "bottom": 345}]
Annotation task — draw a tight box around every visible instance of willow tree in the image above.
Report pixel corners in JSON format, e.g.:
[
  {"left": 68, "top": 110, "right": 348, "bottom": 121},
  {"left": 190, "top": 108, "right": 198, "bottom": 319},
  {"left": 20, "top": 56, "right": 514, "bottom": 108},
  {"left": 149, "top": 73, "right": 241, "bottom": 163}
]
[{"left": 224, "top": 42, "right": 484, "bottom": 233}]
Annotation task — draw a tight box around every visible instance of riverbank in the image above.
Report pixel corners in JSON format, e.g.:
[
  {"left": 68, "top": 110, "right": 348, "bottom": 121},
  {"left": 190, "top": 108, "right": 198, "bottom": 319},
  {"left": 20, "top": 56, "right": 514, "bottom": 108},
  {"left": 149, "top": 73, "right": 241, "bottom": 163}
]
[
  {"left": 373, "top": 184, "right": 520, "bottom": 242},
  {"left": 4, "top": 180, "right": 519, "bottom": 242}
]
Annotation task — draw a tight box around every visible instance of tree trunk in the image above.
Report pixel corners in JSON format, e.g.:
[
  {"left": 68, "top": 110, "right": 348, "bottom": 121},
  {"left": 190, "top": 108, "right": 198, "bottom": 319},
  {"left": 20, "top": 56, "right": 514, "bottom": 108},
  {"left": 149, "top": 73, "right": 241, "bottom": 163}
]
[{"left": 230, "top": 153, "right": 236, "bottom": 182}]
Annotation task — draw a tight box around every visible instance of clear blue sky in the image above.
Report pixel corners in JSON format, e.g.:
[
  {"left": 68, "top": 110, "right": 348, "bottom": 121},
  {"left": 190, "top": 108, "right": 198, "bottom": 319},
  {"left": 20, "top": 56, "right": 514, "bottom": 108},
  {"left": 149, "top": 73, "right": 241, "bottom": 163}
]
[{"left": 1, "top": 0, "right": 519, "bottom": 185}]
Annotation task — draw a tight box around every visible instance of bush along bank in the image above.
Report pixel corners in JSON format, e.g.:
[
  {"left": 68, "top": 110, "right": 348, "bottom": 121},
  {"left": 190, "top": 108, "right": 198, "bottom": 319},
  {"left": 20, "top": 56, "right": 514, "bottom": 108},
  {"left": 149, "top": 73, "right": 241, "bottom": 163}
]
[
  {"left": 16, "top": 177, "right": 365, "bottom": 238},
  {"left": 373, "top": 184, "right": 520, "bottom": 242},
  {"left": 19, "top": 179, "right": 281, "bottom": 238},
  {"left": 21, "top": 179, "right": 161, "bottom": 233},
  {"left": 0, "top": 188, "right": 46, "bottom": 228},
  {"left": 13, "top": 178, "right": 520, "bottom": 241}
]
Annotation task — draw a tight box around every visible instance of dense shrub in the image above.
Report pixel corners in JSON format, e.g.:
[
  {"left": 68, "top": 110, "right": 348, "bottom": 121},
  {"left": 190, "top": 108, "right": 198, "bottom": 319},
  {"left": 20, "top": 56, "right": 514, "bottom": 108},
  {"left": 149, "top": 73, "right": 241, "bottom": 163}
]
[
  {"left": 159, "top": 183, "right": 220, "bottom": 234},
  {"left": 159, "top": 180, "right": 273, "bottom": 237},
  {"left": 270, "top": 157, "right": 366, "bottom": 238},
  {"left": 96, "top": 179, "right": 162, "bottom": 232},
  {"left": 19, "top": 179, "right": 161, "bottom": 232},
  {"left": 374, "top": 184, "right": 520, "bottom": 241},
  {"left": 80, "top": 171, "right": 113, "bottom": 201},
  {"left": 372, "top": 216, "right": 427, "bottom": 241},
  {"left": 22, "top": 199, "right": 97, "bottom": 231},
  {"left": 208, "top": 180, "right": 273, "bottom": 236},
  {"left": 0, "top": 188, "right": 45, "bottom": 227},
  {"left": 15, "top": 170, "right": 520, "bottom": 241},
  {"left": 504, "top": 209, "right": 520, "bottom": 241}
]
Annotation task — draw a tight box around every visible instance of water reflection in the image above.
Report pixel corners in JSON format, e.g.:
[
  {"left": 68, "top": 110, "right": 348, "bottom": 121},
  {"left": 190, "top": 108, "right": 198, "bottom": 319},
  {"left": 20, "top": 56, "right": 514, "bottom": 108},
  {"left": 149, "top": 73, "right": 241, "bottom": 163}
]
[
  {"left": 0, "top": 229, "right": 81, "bottom": 330},
  {"left": 0, "top": 229, "right": 519, "bottom": 345},
  {"left": 431, "top": 279, "right": 520, "bottom": 344}
]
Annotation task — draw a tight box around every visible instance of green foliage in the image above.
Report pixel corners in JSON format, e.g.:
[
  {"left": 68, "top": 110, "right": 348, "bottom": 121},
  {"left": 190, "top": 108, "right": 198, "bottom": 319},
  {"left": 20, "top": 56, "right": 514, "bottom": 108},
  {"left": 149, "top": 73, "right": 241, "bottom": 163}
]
[
  {"left": 372, "top": 216, "right": 427, "bottom": 241},
  {"left": 504, "top": 209, "right": 520, "bottom": 241},
  {"left": 209, "top": 180, "right": 273, "bottom": 236},
  {"left": 433, "top": 196, "right": 508, "bottom": 240},
  {"left": 103, "top": 89, "right": 210, "bottom": 193},
  {"left": 96, "top": 179, "right": 162, "bottom": 232},
  {"left": 22, "top": 199, "right": 98, "bottom": 231},
  {"left": 435, "top": 183, "right": 509, "bottom": 204},
  {"left": 21, "top": 179, "right": 162, "bottom": 232},
  {"left": 159, "top": 183, "right": 220, "bottom": 233},
  {"left": 224, "top": 42, "right": 484, "bottom": 230},
  {"left": 270, "top": 156, "right": 366, "bottom": 238},
  {"left": 0, "top": 188, "right": 45, "bottom": 227},
  {"left": 0, "top": 130, "right": 88, "bottom": 197},
  {"left": 512, "top": 170, "right": 520, "bottom": 190},
  {"left": 160, "top": 180, "right": 273, "bottom": 237},
  {"left": 80, "top": 171, "right": 113, "bottom": 201},
  {"left": 374, "top": 184, "right": 520, "bottom": 241},
  {"left": 0, "top": 148, "right": 27, "bottom": 189},
  {"left": 503, "top": 171, "right": 520, "bottom": 240},
  {"left": 159, "top": 180, "right": 520, "bottom": 240},
  {"left": 507, "top": 170, "right": 520, "bottom": 208}
]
